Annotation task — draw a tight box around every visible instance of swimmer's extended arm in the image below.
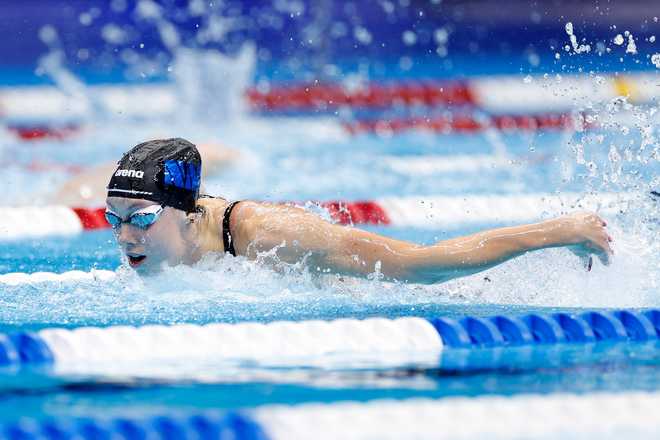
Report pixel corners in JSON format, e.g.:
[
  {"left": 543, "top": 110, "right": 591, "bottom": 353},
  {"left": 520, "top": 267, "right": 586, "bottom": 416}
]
[{"left": 235, "top": 203, "right": 613, "bottom": 284}]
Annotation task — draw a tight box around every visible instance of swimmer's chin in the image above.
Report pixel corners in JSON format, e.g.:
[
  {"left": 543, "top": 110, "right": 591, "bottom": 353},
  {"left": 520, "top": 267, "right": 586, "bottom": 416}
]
[
  {"left": 124, "top": 255, "right": 159, "bottom": 275},
  {"left": 124, "top": 256, "right": 190, "bottom": 276}
]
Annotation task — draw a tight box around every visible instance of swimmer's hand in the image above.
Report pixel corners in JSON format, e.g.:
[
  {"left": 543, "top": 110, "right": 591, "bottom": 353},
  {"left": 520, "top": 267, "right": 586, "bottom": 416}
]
[{"left": 562, "top": 212, "right": 613, "bottom": 268}]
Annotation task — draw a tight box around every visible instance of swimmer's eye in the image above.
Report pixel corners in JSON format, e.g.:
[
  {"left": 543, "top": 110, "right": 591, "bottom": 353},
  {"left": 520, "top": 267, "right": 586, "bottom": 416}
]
[
  {"left": 104, "top": 205, "right": 164, "bottom": 230},
  {"left": 129, "top": 205, "right": 164, "bottom": 229},
  {"left": 104, "top": 211, "right": 123, "bottom": 229}
]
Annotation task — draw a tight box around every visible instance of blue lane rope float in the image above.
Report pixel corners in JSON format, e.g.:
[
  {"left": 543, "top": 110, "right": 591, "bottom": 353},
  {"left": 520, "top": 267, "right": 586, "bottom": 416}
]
[
  {"left": 428, "top": 317, "right": 471, "bottom": 347},
  {"left": 0, "top": 309, "right": 658, "bottom": 367},
  {"left": 614, "top": 310, "right": 657, "bottom": 341},
  {"left": 4, "top": 392, "right": 660, "bottom": 439},
  {"left": 644, "top": 309, "right": 660, "bottom": 333},
  {"left": 0, "top": 334, "right": 19, "bottom": 364},
  {"left": 552, "top": 312, "right": 595, "bottom": 342},
  {"left": 521, "top": 313, "right": 566, "bottom": 343},
  {"left": 1, "top": 412, "right": 268, "bottom": 440},
  {"left": 436, "top": 309, "right": 660, "bottom": 348},
  {"left": 8, "top": 332, "right": 54, "bottom": 363},
  {"left": 490, "top": 315, "right": 534, "bottom": 345}
]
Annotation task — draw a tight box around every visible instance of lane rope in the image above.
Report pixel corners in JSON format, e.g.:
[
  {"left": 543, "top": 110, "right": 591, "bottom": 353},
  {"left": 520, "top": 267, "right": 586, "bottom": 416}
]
[
  {"left": 343, "top": 112, "right": 585, "bottom": 135},
  {"left": 0, "top": 309, "right": 657, "bottom": 367},
  {"left": 4, "top": 111, "right": 583, "bottom": 142},
  {"left": 247, "top": 81, "right": 475, "bottom": 111},
  {"left": 1, "top": 412, "right": 268, "bottom": 440},
  {"left": 255, "top": 392, "right": 660, "bottom": 439},
  {"left": 5, "top": 391, "right": 660, "bottom": 440},
  {"left": 0, "top": 270, "right": 116, "bottom": 285},
  {"left": 2, "top": 72, "right": 657, "bottom": 141},
  {"left": 383, "top": 154, "right": 517, "bottom": 174},
  {"left": 0, "top": 318, "right": 441, "bottom": 366},
  {"left": 247, "top": 73, "right": 659, "bottom": 112},
  {"left": 3, "top": 392, "right": 660, "bottom": 439},
  {"left": 0, "top": 192, "right": 638, "bottom": 239}
]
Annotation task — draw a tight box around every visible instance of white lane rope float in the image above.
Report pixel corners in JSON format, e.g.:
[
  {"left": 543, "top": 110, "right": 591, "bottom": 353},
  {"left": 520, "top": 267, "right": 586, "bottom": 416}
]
[
  {"left": 1, "top": 308, "right": 658, "bottom": 365},
  {"left": 255, "top": 392, "right": 660, "bottom": 440},
  {"left": 0, "top": 269, "right": 116, "bottom": 285},
  {"left": 382, "top": 154, "right": 521, "bottom": 174}
]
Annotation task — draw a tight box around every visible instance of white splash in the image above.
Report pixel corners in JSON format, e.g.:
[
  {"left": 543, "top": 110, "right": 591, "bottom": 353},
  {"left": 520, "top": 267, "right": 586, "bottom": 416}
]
[
  {"left": 564, "top": 22, "right": 591, "bottom": 54},
  {"left": 652, "top": 53, "right": 660, "bottom": 68},
  {"left": 170, "top": 44, "right": 256, "bottom": 123},
  {"left": 626, "top": 31, "right": 638, "bottom": 54}
]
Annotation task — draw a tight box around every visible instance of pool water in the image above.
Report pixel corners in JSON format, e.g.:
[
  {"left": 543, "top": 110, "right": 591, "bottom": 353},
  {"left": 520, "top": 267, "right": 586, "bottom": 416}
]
[
  {"left": 0, "top": 44, "right": 659, "bottom": 437},
  {"left": 1, "top": 112, "right": 659, "bottom": 424}
]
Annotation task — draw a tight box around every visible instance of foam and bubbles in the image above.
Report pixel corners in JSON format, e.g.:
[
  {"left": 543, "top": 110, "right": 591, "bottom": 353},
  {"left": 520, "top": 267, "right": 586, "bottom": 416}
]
[
  {"left": 2, "top": 11, "right": 659, "bottom": 323},
  {"left": 0, "top": 254, "right": 458, "bottom": 327},
  {"left": 1, "top": 216, "right": 658, "bottom": 329}
]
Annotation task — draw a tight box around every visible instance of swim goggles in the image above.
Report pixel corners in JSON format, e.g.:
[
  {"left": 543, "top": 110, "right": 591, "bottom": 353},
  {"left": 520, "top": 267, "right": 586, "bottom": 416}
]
[{"left": 104, "top": 204, "right": 165, "bottom": 230}]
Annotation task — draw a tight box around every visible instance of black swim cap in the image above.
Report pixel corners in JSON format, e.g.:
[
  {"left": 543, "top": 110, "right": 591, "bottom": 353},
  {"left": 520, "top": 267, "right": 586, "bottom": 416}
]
[{"left": 107, "top": 138, "right": 202, "bottom": 213}]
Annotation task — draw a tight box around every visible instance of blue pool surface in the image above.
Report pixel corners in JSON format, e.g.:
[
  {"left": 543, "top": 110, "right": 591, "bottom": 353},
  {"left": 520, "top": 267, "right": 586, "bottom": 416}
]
[
  {"left": 1, "top": 106, "right": 659, "bottom": 422},
  {"left": 0, "top": 3, "right": 659, "bottom": 430}
]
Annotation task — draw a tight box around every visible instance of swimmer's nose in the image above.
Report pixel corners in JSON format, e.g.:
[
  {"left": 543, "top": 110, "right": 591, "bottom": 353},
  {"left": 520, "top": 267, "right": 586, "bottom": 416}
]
[{"left": 116, "top": 223, "right": 141, "bottom": 246}]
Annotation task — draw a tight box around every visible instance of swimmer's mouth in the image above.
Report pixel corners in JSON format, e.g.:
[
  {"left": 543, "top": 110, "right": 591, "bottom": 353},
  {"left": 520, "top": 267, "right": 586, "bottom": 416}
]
[{"left": 127, "top": 255, "right": 147, "bottom": 268}]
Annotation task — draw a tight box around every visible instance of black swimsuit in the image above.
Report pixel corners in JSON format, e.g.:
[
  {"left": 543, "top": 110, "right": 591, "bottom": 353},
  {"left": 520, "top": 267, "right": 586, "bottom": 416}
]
[{"left": 222, "top": 201, "right": 241, "bottom": 256}]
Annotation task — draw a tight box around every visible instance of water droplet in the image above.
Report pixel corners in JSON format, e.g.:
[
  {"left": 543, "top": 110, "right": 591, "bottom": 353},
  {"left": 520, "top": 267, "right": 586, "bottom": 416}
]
[
  {"left": 434, "top": 28, "right": 448, "bottom": 45},
  {"left": 651, "top": 53, "right": 660, "bottom": 68},
  {"left": 79, "top": 12, "right": 93, "bottom": 26},
  {"left": 565, "top": 22, "right": 574, "bottom": 35},
  {"left": 38, "top": 25, "right": 58, "bottom": 44},
  {"left": 402, "top": 30, "right": 417, "bottom": 46},
  {"left": 626, "top": 34, "right": 637, "bottom": 54},
  {"left": 354, "top": 26, "right": 372, "bottom": 45}
]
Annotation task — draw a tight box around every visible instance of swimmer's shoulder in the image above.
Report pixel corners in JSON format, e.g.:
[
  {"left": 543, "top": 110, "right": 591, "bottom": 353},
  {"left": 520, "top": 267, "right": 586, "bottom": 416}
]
[
  {"left": 197, "top": 198, "right": 321, "bottom": 239},
  {"left": 232, "top": 200, "right": 313, "bottom": 223},
  {"left": 196, "top": 197, "right": 262, "bottom": 228},
  {"left": 225, "top": 200, "right": 302, "bottom": 239}
]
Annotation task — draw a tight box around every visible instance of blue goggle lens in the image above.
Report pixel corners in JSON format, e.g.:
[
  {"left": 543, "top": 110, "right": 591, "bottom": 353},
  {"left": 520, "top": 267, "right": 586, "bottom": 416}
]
[
  {"left": 104, "top": 206, "right": 163, "bottom": 230},
  {"left": 104, "top": 211, "right": 122, "bottom": 229},
  {"left": 130, "top": 212, "right": 159, "bottom": 229}
]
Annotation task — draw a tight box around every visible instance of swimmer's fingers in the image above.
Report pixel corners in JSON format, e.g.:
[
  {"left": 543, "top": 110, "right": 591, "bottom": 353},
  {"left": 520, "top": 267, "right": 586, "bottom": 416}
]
[
  {"left": 585, "top": 231, "right": 613, "bottom": 266},
  {"left": 594, "top": 227, "right": 614, "bottom": 265},
  {"left": 594, "top": 245, "right": 611, "bottom": 266},
  {"left": 568, "top": 246, "right": 594, "bottom": 271},
  {"left": 569, "top": 230, "right": 612, "bottom": 268},
  {"left": 576, "top": 212, "right": 614, "bottom": 266}
]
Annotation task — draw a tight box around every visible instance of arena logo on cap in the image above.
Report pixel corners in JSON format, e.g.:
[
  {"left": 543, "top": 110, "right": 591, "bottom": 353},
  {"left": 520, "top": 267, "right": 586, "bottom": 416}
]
[{"left": 115, "top": 169, "right": 145, "bottom": 179}]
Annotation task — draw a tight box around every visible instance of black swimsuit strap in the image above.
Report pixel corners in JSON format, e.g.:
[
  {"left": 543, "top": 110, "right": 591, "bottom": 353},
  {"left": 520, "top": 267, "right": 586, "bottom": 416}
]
[{"left": 222, "top": 201, "right": 241, "bottom": 256}]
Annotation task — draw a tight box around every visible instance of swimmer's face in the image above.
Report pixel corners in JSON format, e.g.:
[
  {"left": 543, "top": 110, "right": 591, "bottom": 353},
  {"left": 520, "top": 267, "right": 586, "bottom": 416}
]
[{"left": 105, "top": 197, "right": 190, "bottom": 273}]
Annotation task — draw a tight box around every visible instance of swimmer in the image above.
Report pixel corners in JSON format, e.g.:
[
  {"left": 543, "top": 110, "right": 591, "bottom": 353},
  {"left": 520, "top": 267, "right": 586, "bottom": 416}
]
[
  {"left": 105, "top": 138, "right": 613, "bottom": 283},
  {"left": 55, "top": 142, "right": 238, "bottom": 206}
]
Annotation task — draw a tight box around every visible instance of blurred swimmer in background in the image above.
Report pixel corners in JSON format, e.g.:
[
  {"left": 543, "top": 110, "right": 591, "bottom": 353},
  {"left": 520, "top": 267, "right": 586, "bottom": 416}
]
[{"left": 105, "top": 138, "right": 613, "bottom": 282}]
